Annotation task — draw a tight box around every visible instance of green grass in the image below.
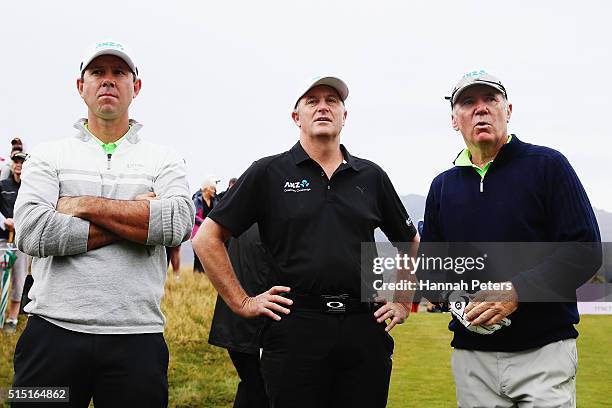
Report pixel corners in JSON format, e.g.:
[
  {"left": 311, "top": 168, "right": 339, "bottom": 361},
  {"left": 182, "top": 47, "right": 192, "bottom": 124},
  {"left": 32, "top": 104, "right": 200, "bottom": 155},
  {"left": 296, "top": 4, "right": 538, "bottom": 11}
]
[
  {"left": 2, "top": 272, "right": 611, "bottom": 407},
  {"left": 388, "top": 313, "right": 455, "bottom": 407}
]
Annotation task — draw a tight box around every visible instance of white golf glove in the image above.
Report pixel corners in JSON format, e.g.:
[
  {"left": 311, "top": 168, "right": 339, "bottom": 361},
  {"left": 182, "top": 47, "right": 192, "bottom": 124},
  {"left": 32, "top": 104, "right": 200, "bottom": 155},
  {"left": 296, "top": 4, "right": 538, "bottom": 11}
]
[{"left": 449, "top": 291, "right": 511, "bottom": 335}]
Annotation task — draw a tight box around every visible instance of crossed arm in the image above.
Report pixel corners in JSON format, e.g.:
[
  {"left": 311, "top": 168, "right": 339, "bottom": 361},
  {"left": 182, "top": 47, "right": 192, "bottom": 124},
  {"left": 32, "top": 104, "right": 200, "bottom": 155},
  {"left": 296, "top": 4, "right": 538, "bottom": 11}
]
[{"left": 56, "top": 193, "right": 155, "bottom": 251}]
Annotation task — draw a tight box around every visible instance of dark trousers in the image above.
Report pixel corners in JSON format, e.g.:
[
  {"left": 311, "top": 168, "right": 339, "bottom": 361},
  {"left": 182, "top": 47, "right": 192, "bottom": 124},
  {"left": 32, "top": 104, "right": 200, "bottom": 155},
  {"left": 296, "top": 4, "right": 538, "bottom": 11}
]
[
  {"left": 228, "top": 350, "right": 269, "bottom": 408},
  {"left": 193, "top": 250, "right": 205, "bottom": 273},
  {"left": 12, "top": 315, "right": 168, "bottom": 408},
  {"left": 260, "top": 311, "right": 394, "bottom": 408}
]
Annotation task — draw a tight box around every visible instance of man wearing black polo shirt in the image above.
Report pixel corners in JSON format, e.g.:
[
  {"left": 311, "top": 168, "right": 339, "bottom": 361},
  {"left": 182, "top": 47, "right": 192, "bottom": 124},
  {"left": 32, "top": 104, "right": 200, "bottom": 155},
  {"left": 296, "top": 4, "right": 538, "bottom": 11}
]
[
  {"left": 421, "top": 70, "right": 601, "bottom": 407},
  {"left": 194, "top": 76, "right": 418, "bottom": 407}
]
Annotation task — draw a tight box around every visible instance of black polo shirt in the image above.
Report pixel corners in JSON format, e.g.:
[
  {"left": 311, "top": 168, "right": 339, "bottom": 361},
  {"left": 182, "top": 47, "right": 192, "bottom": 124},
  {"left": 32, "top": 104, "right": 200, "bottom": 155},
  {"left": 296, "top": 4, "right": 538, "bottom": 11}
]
[{"left": 208, "top": 142, "right": 416, "bottom": 297}]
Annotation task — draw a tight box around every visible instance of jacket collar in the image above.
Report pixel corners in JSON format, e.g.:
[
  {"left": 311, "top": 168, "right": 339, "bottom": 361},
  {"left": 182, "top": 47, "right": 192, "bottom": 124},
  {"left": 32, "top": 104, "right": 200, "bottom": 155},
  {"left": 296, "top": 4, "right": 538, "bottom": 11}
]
[
  {"left": 74, "top": 118, "right": 142, "bottom": 144},
  {"left": 452, "top": 134, "right": 521, "bottom": 166}
]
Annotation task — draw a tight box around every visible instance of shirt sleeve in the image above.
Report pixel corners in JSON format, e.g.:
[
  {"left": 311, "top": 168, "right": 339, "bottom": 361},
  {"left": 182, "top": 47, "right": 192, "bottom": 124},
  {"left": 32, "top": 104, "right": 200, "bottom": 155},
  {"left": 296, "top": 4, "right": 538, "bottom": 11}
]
[
  {"left": 378, "top": 169, "right": 417, "bottom": 243},
  {"left": 511, "top": 152, "right": 602, "bottom": 300},
  {"left": 14, "top": 146, "right": 90, "bottom": 257},
  {"left": 207, "top": 160, "right": 266, "bottom": 236},
  {"left": 146, "top": 150, "right": 196, "bottom": 247}
]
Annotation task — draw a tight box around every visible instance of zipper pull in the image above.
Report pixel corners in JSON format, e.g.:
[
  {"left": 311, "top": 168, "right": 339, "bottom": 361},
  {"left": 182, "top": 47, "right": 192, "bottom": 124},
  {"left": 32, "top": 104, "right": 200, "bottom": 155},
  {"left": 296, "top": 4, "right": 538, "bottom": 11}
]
[
  {"left": 107, "top": 153, "right": 112, "bottom": 170},
  {"left": 480, "top": 178, "right": 484, "bottom": 193}
]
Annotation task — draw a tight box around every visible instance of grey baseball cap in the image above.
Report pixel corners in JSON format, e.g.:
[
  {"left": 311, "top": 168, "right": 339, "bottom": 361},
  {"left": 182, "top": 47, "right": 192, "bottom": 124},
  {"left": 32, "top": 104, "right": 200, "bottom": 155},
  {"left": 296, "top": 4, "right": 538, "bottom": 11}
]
[
  {"left": 445, "top": 70, "right": 507, "bottom": 106},
  {"left": 295, "top": 75, "right": 349, "bottom": 108}
]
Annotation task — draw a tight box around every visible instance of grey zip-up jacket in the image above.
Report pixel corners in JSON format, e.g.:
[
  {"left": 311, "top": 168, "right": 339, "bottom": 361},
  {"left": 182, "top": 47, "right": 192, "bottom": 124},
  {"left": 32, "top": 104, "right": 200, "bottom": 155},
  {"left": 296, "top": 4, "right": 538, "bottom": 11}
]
[{"left": 14, "top": 119, "right": 195, "bottom": 334}]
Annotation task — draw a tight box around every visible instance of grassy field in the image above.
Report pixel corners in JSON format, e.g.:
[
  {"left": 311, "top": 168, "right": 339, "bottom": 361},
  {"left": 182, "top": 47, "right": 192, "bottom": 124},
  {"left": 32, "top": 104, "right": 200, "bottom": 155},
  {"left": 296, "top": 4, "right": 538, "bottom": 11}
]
[{"left": 2, "top": 270, "right": 611, "bottom": 407}]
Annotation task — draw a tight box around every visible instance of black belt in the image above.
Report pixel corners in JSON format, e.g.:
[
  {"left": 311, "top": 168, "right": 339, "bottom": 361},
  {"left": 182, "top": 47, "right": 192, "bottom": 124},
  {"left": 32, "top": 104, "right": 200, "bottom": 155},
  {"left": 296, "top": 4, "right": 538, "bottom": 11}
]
[{"left": 282, "top": 293, "right": 381, "bottom": 314}]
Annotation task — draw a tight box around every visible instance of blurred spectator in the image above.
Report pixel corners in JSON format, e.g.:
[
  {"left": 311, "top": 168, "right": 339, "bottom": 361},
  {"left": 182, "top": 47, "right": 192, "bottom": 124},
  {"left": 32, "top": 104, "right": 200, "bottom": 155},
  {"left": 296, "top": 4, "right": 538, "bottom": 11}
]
[
  {"left": 0, "top": 138, "right": 24, "bottom": 181},
  {"left": 165, "top": 245, "right": 181, "bottom": 279},
  {"left": 191, "top": 176, "right": 219, "bottom": 273},
  {"left": 217, "top": 177, "right": 237, "bottom": 201},
  {"left": 1, "top": 152, "right": 28, "bottom": 334},
  {"left": 209, "top": 223, "right": 272, "bottom": 408}
]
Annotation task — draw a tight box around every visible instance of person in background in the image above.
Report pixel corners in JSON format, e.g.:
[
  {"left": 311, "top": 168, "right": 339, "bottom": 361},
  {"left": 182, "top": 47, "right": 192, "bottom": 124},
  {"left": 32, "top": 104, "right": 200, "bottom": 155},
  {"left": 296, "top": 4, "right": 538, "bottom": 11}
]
[
  {"left": 0, "top": 138, "right": 24, "bottom": 181},
  {"left": 216, "top": 177, "right": 237, "bottom": 201},
  {"left": 1, "top": 152, "right": 28, "bottom": 334},
  {"left": 191, "top": 176, "right": 218, "bottom": 272},
  {"left": 209, "top": 223, "right": 272, "bottom": 408},
  {"left": 165, "top": 245, "right": 181, "bottom": 279}
]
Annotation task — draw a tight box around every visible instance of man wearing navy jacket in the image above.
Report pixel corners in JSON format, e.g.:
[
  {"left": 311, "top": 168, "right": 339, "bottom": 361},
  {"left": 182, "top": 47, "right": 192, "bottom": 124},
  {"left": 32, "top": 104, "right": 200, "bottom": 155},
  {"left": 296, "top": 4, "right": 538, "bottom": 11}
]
[{"left": 421, "top": 70, "right": 601, "bottom": 407}]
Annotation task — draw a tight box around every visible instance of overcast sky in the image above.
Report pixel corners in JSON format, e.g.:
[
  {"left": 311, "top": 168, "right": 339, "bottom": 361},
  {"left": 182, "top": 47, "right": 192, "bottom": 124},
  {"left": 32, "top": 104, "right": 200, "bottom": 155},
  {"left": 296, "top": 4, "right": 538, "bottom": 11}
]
[{"left": 2, "top": 1, "right": 611, "bottom": 211}]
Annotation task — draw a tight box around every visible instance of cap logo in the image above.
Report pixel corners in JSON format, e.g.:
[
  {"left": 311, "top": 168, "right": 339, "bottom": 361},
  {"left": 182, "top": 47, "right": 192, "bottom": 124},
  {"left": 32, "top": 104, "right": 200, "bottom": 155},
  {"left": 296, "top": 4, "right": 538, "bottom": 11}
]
[
  {"left": 96, "top": 41, "right": 125, "bottom": 51},
  {"left": 463, "top": 69, "right": 487, "bottom": 79}
]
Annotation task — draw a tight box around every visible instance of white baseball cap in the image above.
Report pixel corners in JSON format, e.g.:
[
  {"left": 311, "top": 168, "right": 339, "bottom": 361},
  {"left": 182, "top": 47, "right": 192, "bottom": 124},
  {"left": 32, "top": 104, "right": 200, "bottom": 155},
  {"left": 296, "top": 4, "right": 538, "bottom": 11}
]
[
  {"left": 79, "top": 40, "right": 138, "bottom": 76},
  {"left": 294, "top": 75, "right": 349, "bottom": 108}
]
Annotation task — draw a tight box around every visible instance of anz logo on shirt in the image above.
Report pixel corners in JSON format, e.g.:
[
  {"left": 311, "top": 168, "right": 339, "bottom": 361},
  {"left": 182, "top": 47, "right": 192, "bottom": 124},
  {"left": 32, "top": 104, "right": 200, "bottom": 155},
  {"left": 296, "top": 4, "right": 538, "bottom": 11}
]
[{"left": 283, "top": 179, "right": 311, "bottom": 193}]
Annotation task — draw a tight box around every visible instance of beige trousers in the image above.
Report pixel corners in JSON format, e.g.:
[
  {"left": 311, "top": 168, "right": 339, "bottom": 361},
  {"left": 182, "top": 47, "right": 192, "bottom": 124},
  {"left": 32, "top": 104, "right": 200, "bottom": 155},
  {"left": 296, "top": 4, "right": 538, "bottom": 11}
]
[{"left": 452, "top": 339, "right": 577, "bottom": 408}]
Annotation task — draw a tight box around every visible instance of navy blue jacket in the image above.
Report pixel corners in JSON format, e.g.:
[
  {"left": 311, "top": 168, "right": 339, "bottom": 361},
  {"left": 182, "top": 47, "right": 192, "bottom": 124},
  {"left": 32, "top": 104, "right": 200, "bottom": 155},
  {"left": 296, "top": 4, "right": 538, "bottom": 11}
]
[{"left": 422, "top": 135, "right": 601, "bottom": 351}]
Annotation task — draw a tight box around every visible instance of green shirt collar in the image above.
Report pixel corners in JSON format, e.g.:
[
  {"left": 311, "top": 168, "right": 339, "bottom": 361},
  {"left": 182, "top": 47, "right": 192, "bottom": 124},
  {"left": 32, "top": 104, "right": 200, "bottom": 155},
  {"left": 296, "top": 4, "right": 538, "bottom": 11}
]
[
  {"left": 84, "top": 123, "right": 130, "bottom": 155},
  {"left": 454, "top": 135, "right": 512, "bottom": 178}
]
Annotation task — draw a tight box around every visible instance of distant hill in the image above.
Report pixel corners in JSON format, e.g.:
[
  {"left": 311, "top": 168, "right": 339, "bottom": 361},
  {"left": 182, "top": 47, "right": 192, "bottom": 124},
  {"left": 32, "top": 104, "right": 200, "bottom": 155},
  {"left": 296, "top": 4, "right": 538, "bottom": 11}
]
[{"left": 594, "top": 207, "right": 612, "bottom": 242}]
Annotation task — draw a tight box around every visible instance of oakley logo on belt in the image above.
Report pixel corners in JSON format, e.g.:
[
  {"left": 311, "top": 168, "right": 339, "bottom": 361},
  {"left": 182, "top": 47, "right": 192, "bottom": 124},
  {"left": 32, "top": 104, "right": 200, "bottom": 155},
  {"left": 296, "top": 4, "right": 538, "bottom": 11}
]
[
  {"left": 323, "top": 299, "right": 347, "bottom": 314},
  {"left": 326, "top": 301, "right": 344, "bottom": 309}
]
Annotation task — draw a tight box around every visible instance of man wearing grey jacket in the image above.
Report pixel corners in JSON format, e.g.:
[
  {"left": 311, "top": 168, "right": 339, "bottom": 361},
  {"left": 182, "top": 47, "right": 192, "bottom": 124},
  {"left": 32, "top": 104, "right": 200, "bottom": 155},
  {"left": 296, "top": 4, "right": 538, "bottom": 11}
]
[{"left": 12, "top": 41, "right": 194, "bottom": 408}]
